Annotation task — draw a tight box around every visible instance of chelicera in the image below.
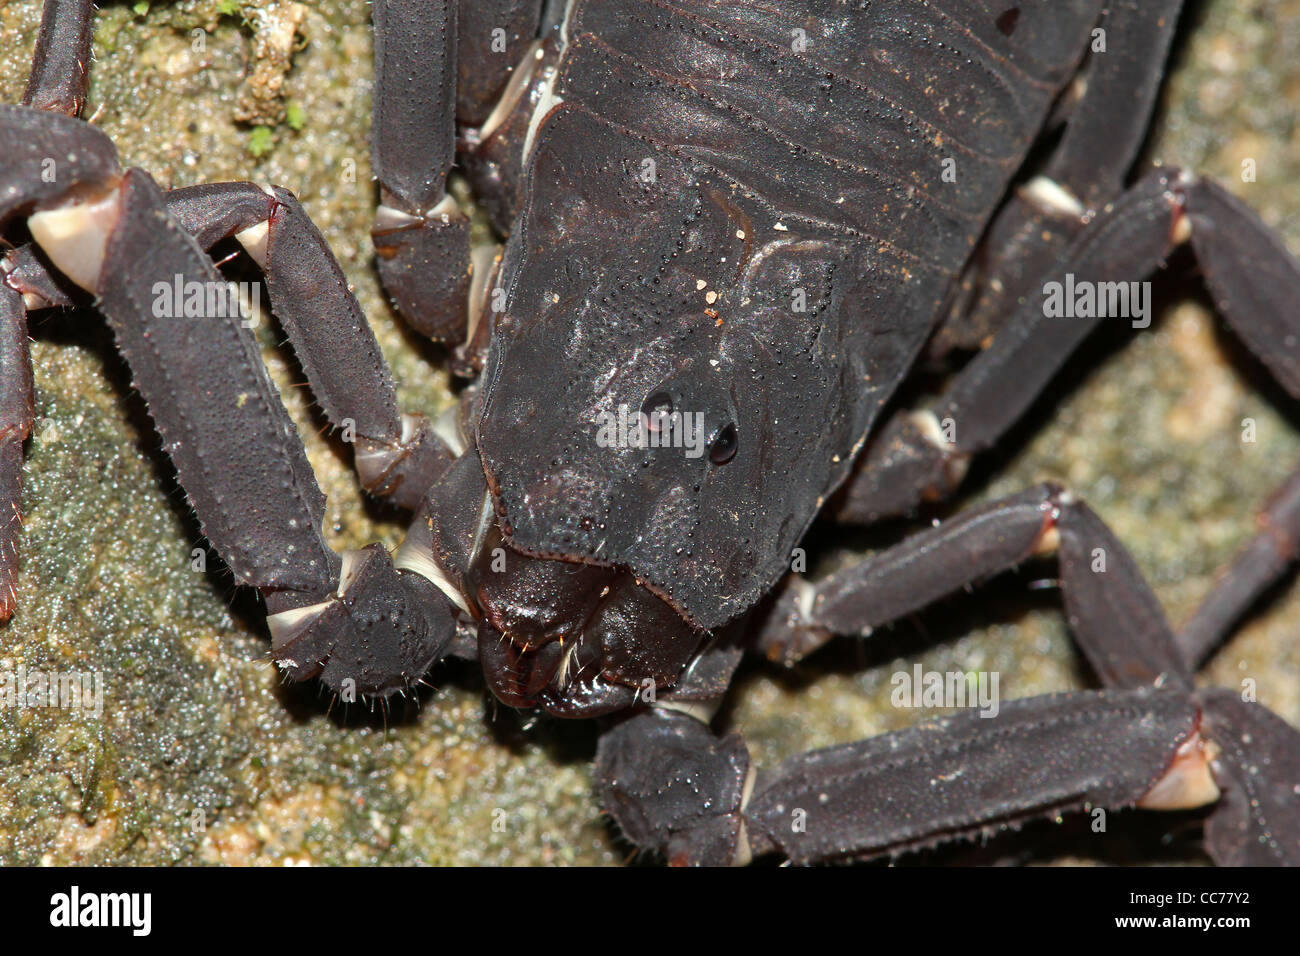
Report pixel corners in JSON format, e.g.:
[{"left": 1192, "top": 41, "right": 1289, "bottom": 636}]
[{"left": 2, "top": 0, "right": 1297, "bottom": 865}]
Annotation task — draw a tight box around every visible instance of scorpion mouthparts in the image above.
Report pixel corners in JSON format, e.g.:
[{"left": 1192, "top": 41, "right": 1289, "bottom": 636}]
[
  {"left": 477, "top": 620, "right": 568, "bottom": 708},
  {"left": 1137, "top": 729, "right": 1222, "bottom": 811}
]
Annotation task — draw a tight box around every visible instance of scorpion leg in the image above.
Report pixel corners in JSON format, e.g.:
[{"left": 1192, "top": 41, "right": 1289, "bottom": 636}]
[
  {"left": 3, "top": 244, "right": 75, "bottom": 311},
  {"left": 0, "top": 279, "right": 34, "bottom": 622},
  {"left": 836, "top": 165, "right": 1300, "bottom": 526},
  {"left": 370, "top": 0, "right": 556, "bottom": 372},
  {"left": 755, "top": 483, "right": 1191, "bottom": 694},
  {"left": 456, "top": 0, "right": 553, "bottom": 234},
  {"left": 600, "top": 480, "right": 1296, "bottom": 864},
  {"left": 1162, "top": 175, "right": 1300, "bottom": 664},
  {"left": 164, "top": 182, "right": 457, "bottom": 509},
  {"left": 935, "top": 0, "right": 1184, "bottom": 354},
  {"left": 373, "top": 1, "right": 555, "bottom": 366},
  {"left": 758, "top": 491, "right": 1300, "bottom": 862},
  {"left": 1198, "top": 688, "right": 1300, "bottom": 865},
  {"left": 742, "top": 687, "right": 1208, "bottom": 865},
  {"left": 1177, "top": 463, "right": 1300, "bottom": 669},
  {"left": 20, "top": 0, "right": 94, "bottom": 117},
  {"left": 595, "top": 686, "right": 1208, "bottom": 865},
  {"left": 454, "top": 33, "right": 560, "bottom": 375},
  {"left": 0, "top": 0, "right": 97, "bottom": 622},
  {"left": 2, "top": 96, "right": 458, "bottom": 694},
  {"left": 595, "top": 708, "right": 753, "bottom": 866},
  {"left": 369, "top": 0, "right": 472, "bottom": 343},
  {"left": 833, "top": 168, "right": 1186, "bottom": 523},
  {"left": 456, "top": 1, "right": 545, "bottom": 129},
  {"left": 392, "top": 0, "right": 555, "bottom": 372},
  {"left": 598, "top": 481, "right": 1230, "bottom": 864},
  {"left": 838, "top": 164, "right": 1300, "bottom": 668}
]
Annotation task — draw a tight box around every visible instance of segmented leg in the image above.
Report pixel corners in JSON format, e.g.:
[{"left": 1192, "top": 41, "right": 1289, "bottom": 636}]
[
  {"left": 1178, "top": 464, "right": 1300, "bottom": 668},
  {"left": 165, "top": 182, "right": 457, "bottom": 508},
  {"left": 595, "top": 687, "right": 1206, "bottom": 866},
  {"left": 0, "top": 280, "right": 33, "bottom": 622},
  {"left": 2, "top": 0, "right": 476, "bottom": 686},
  {"left": 19, "top": 0, "right": 93, "bottom": 116},
  {"left": 834, "top": 168, "right": 1186, "bottom": 522},
  {"left": 1198, "top": 689, "right": 1300, "bottom": 866},
  {"left": 456, "top": 0, "right": 545, "bottom": 127},
  {"left": 369, "top": 0, "right": 472, "bottom": 343},
  {"left": 836, "top": 167, "right": 1300, "bottom": 524},
  {"left": 4, "top": 126, "right": 341, "bottom": 599},
  {"left": 2, "top": 244, "right": 75, "bottom": 310},
  {"left": 0, "top": 93, "right": 458, "bottom": 696},
  {"left": 0, "top": 0, "right": 96, "bottom": 622},
  {"left": 744, "top": 688, "right": 1203, "bottom": 864},
  {"left": 934, "top": 0, "right": 1185, "bottom": 354},
  {"left": 602, "top": 475, "right": 1299, "bottom": 864},
  {"left": 452, "top": 2, "right": 560, "bottom": 375},
  {"left": 756, "top": 483, "right": 1191, "bottom": 695},
  {"left": 4, "top": 175, "right": 461, "bottom": 510},
  {"left": 370, "top": 0, "right": 550, "bottom": 368},
  {"left": 833, "top": 160, "right": 1300, "bottom": 690},
  {"left": 456, "top": 0, "right": 555, "bottom": 235}
]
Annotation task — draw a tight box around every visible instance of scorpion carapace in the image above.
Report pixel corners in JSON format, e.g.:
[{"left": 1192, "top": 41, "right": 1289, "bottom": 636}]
[{"left": 478, "top": 0, "right": 1105, "bottom": 632}]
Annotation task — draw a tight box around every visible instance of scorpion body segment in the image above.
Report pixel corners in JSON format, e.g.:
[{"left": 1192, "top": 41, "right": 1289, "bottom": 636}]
[{"left": 480, "top": 0, "right": 1103, "bottom": 629}]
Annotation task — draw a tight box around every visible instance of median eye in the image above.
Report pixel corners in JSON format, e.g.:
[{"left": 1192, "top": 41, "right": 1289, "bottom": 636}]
[
  {"left": 641, "top": 390, "right": 675, "bottom": 432},
  {"left": 708, "top": 422, "right": 738, "bottom": 465}
]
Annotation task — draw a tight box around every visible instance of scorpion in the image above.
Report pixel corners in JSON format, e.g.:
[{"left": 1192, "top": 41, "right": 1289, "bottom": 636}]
[{"left": 1, "top": 0, "right": 1297, "bottom": 865}]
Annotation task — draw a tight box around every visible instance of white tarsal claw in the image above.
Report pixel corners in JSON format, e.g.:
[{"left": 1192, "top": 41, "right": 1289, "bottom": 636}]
[
  {"left": 235, "top": 220, "right": 270, "bottom": 269},
  {"left": 393, "top": 519, "right": 471, "bottom": 616},
  {"left": 908, "top": 409, "right": 950, "bottom": 450},
  {"left": 373, "top": 203, "right": 422, "bottom": 232},
  {"left": 1021, "top": 175, "right": 1086, "bottom": 218},
  {"left": 28, "top": 185, "right": 124, "bottom": 293},
  {"left": 428, "top": 194, "right": 462, "bottom": 224},
  {"left": 266, "top": 598, "right": 333, "bottom": 651},
  {"left": 1137, "top": 730, "right": 1222, "bottom": 810},
  {"left": 731, "top": 763, "right": 758, "bottom": 867},
  {"left": 477, "top": 40, "right": 542, "bottom": 141},
  {"left": 431, "top": 406, "right": 467, "bottom": 457},
  {"left": 466, "top": 243, "right": 501, "bottom": 346}
]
